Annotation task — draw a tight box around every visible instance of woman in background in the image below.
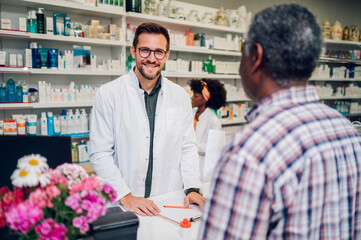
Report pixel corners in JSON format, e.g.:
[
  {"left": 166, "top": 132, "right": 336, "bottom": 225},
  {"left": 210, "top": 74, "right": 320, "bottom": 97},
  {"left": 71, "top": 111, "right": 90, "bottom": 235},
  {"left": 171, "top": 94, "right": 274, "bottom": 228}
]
[{"left": 189, "top": 79, "right": 226, "bottom": 180}]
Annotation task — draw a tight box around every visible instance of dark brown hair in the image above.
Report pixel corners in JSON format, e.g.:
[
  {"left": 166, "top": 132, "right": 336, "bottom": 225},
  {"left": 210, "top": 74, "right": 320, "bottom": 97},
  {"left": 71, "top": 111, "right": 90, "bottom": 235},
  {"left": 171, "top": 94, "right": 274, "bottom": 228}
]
[{"left": 132, "top": 22, "right": 170, "bottom": 51}]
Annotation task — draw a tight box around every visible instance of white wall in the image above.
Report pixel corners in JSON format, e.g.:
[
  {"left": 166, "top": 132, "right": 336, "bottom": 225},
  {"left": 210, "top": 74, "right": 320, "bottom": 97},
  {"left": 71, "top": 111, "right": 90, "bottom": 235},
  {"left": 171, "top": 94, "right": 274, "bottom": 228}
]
[{"left": 180, "top": 0, "right": 361, "bottom": 27}]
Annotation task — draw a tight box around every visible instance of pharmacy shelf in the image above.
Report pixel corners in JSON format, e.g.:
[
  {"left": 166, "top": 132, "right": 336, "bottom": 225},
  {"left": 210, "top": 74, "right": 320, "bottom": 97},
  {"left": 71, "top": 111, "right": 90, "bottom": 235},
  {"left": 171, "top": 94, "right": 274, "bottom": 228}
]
[
  {"left": 126, "top": 12, "right": 245, "bottom": 34},
  {"left": 125, "top": 42, "right": 241, "bottom": 56},
  {"left": 29, "top": 33, "right": 127, "bottom": 47},
  {"left": 221, "top": 118, "right": 247, "bottom": 126},
  {"left": 0, "top": 66, "right": 31, "bottom": 73},
  {"left": 324, "top": 38, "right": 361, "bottom": 47},
  {"left": 309, "top": 77, "right": 361, "bottom": 81},
  {"left": 318, "top": 57, "right": 361, "bottom": 64},
  {"left": 0, "top": 0, "right": 125, "bottom": 18},
  {"left": 0, "top": 31, "right": 127, "bottom": 47},
  {"left": 349, "top": 112, "right": 361, "bottom": 117},
  {"left": 226, "top": 96, "right": 251, "bottom": 102},
  {"left": 171, "top": 45, "right": 241, "bottom": 56},
  {"left": 31, "top": 69, "right": 124, "bottom": 76},
  {"left": 62, "top": 132, "right": 90, "bottom": 138},
  {"left": 319, "top": 96, "right": 361, "bottom": 100},
  {"left": 0, "top": 102, "right": 93, "bottom": 110},
  {"left": 163, "top": 72, "right": 240, "bottom": 79}
]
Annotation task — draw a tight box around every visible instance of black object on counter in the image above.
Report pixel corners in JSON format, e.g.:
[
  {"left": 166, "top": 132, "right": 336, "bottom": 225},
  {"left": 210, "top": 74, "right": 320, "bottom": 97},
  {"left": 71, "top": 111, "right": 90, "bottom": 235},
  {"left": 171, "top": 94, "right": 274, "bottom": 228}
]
[{"left": 90, "top": 206, "right": 139, "bottom": 240}]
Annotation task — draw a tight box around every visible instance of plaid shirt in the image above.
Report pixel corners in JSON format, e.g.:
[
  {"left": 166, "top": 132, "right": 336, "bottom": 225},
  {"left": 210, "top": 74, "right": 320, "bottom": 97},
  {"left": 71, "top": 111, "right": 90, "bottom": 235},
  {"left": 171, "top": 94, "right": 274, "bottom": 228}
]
[{"left": 199, "top": 85, "right": 361, "bottom": 240}]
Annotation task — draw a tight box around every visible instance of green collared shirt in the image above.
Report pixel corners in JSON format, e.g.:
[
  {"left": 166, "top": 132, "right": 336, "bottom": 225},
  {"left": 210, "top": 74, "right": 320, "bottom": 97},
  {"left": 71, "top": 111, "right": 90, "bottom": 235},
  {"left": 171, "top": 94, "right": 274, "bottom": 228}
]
[{"left": 139, "top": 77, "right": 162, "bottom": 198}]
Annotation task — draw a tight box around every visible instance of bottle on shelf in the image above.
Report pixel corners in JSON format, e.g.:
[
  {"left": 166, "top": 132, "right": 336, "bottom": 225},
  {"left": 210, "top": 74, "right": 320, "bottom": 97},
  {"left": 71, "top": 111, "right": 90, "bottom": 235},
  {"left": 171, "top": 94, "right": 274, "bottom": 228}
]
[
  {"left": 6, "top": 77, "right": 15, "bottom": 103},
  {"left": 40, "top": 112, "right": 48, "bottom": 136},
  {"left": 126, "top": 23, "right": 133, "bottom": 43},
  {"left": 186, "top": 29, "right": 194, "bottom": 46},
  {"left": 0, "top": 82, "right": 6, "bottom": 103},
  {"left": 157, "top": 0, "right": 167, "bottom": 17},
  {"left": 36, "top": 8, "right": 45, "bottom": 34},
  {"left": 167, "top": 0, "right": 176, "bottom": 18},
  {"left": 15, "top": 81, "right": 23, "bottom": 103},
  {"left": 71, "top": 142, "right": 79, "bottom": 163},
  {"left": 28, "top": 10, "right": 37, "bottom": 33},
  {"left": 47, "top": 112, "right": 54, "bottom": 136},
  {"left": 126, "top": 0, "right": 141, "bottom": 13}
]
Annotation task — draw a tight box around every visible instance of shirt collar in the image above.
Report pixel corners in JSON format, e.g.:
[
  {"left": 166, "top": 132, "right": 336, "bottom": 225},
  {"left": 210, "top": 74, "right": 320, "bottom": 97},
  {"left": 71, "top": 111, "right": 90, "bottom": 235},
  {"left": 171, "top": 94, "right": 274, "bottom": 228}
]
[
  {"left": 245, "top": 85, "right": 320, "bottom": 122},
  {"left": 129, "top": 69, "right": 164, "bottom": 95}
]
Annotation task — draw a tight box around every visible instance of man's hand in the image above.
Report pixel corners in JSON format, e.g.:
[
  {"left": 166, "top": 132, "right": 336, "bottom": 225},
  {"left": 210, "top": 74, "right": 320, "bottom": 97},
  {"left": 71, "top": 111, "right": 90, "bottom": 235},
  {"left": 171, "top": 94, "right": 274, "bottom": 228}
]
[
  {"left": 120, "top": 193, "right": 161, "bottom": 216},
  {"left": 184, "top": 192, "right": 205, "bottom": 210}
]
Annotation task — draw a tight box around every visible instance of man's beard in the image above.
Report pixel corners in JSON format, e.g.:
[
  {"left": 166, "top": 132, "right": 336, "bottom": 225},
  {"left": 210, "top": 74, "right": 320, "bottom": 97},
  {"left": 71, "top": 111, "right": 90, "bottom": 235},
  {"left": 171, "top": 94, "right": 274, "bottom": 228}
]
[{"left": 137, "top": 61, "right": 162, "bottom": 80}]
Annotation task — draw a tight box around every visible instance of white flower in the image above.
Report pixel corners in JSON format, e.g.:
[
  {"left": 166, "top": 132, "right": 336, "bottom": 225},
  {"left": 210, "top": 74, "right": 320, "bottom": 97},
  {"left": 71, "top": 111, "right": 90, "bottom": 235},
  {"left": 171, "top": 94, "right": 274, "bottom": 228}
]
[
  {"left": 38, "top": 172, "right": 51, "bottom": 187},
  {"left": 11, "top": 169, "right": 39, "bottom": 187},
  {"left": 17, "top": 154, "right": 49, "bottom": 173}
]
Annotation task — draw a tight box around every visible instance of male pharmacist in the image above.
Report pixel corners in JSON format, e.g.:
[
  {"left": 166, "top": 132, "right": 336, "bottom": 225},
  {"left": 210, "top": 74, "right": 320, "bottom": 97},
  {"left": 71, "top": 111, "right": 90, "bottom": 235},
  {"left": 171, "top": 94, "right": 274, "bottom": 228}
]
[{"left": 90, "top": 22, "right": 204, "bottom": 216}]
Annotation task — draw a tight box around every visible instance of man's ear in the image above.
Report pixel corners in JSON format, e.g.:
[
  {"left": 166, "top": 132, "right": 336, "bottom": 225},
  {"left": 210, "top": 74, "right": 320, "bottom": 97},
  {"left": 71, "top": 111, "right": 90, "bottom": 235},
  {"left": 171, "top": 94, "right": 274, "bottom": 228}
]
[
  {"left": 250, "top": 43, "right": 263, "bottom": 74},
  {"left": 130, "top": 46, "right": 136, "bottom": 59}
]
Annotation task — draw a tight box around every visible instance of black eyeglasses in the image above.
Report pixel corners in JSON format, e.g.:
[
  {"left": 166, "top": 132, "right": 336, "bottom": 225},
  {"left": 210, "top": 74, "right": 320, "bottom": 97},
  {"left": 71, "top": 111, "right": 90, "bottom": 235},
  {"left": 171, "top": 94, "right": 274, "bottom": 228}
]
[{"left": 137, "top": 47, "right": 167, "bottom": 60}]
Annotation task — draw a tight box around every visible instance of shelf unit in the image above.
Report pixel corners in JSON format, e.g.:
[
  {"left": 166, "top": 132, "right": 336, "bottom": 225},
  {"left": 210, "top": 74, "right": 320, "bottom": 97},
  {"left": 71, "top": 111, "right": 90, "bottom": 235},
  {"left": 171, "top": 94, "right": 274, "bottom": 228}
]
[
  {"left": 0, "top": 102, "right": 93, "bottom": 110},
  {"left": 310, "top": 77, "right": 361, "bottom": 82},
  {"left": 0, "top": 0, "right": 126, "bottom": 18},
  {"left": 221, "top": 118, "right": 247, "bottom": 126},
  {"left": 126, "top": 12, "right": 245, "bottom": 34},
  {"left": 0, "top": 0, "right": 246, "bottom": 131}
]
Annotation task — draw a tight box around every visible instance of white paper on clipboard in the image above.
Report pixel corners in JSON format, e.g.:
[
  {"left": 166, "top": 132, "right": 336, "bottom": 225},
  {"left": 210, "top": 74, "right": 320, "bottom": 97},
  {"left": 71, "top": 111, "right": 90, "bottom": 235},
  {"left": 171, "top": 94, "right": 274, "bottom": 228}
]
[
  {"left": 203, "top": 129, "right": 225, "bottom": 182},
  {"left": 153, "top": 195, "right": 201, "bottom": 224}
]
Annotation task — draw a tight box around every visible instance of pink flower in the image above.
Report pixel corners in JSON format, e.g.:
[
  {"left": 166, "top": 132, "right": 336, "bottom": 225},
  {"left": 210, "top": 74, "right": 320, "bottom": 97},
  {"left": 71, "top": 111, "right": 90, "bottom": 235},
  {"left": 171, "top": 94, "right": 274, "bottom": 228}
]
[
  {"left": 73, "top": 216, "right": 89, "bottom": 233},
  {"left": 28, "top": 188, "right": 53, "bottom": 208},
  {"left": 65, "top": 193, "right": 83, "bottom": 214},
  {"left": 103, "top": 184, "right": 117, "bottom": 203},
  {"left": 5, "top": 202, "right": 43, "bottom": 233},
  {"left": 45, "top": 185, "right": 61, "bottom": 198},
  {"left": 35, "top": 218, "right": 67, "bottom": 240},
  {"left": 47, "top": 169, "right": 68, "bottom": 186}
]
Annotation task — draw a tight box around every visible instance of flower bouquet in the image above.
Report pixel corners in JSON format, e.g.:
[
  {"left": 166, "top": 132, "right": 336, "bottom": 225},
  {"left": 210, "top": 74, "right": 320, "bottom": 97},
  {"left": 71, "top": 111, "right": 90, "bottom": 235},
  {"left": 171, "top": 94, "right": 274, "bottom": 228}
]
[{"left": 0, "top": 154, "right": 117, "bottom": 240}]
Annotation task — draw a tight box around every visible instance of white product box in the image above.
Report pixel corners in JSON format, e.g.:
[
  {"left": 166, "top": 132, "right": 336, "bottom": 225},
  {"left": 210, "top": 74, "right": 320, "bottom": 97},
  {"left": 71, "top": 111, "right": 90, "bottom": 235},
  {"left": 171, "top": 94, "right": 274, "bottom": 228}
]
[
  {"left": 9, "top": 54, "right": 17, "bottom": 67},
  {"left": 19, "top": 18, "right": 27, "bottom": 31},
  {"left": 0, "top": 51, "right": 6, "bottom": 66},
  {"left": 1, "top": 19, "right": 11, "bottom": 29},
  {"left": 25, "top": 49, "right": 32, "bottom": 68}
]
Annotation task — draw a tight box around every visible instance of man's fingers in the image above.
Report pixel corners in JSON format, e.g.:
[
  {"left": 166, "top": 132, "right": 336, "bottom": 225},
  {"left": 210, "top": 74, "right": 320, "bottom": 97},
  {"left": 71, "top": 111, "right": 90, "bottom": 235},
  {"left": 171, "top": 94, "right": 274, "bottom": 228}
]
[
  {"left": 139, "top": 205, "right": 154, "bottom": 216},
  {"left": 184, "top": 196, "right": 190, "bottom": 207},
  {"left": 134, "top": 208, "right": 146, "bottom": 216}
]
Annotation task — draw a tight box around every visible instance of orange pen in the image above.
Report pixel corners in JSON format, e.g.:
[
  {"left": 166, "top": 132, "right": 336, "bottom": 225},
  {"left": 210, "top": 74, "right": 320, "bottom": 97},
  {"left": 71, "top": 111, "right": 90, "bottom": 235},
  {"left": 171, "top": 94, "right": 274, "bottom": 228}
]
[{"left": 163, "top": 205, "right": 192, "bottom": 209}]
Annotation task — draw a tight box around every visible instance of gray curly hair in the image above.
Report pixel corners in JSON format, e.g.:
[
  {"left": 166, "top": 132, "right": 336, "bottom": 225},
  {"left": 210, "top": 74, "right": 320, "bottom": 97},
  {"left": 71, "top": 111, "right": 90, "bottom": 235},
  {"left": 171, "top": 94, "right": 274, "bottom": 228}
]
[{"left": 244, "top": 4, "right": 322, "bottom": 87}]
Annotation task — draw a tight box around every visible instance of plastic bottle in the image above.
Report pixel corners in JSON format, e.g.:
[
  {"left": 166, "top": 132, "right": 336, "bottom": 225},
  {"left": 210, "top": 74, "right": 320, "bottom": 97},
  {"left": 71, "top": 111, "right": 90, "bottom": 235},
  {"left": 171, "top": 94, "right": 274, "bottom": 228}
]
[
  {"left": 74, "top": 115, "right": 80, "bottom": 134},
  {"left": 126, "top": 24, "right": 132, "bottom": 43},
  {"left": 40, "top": 112, "right": 48, "bottom": 135},
  {"left": 36, "top": 8, "right": 45, "bottom": 34},
  {"left": 186, "top": 29, "right": 194, "bottom": 46},
  {"left": 47, "top": 112, "right": 54, "bottom": 135},
  {"left": 16, "top": 81, "right": 23, "bottom": 103},
  {"left": 22, "top": 81, "right": 28, "bottom": 102},
  {"left": 60, "top": 115, "right": 68, "bottom": 135},
  {"left": 167, "top": 0, "right": 176, "bottom": 18},
  {"left": 0, "top": 82, "right": 7, "bottom": 103},
  {"left": 68, "top": 115, "right": 74, "bottom": 134},
  {"left": 157, "top": 0, "right": 167, "bottom": 17},
  {"left": 54, "top": 115, "right": 61, "bottom": 135},
  {"left": 6, "top": 77, "right": 16, "bottom": 103},
  {"left": 177, "top": 218, "right": 191, "bottom": 240},
  {"left": 80, "top": 109, "right": 88, "bottom": 133},
  {"left": 29, "top": 10, "right": 37, "bottom": 33},
  {"left": 71, "top": 142, "right": 79, "bottom": 163}
]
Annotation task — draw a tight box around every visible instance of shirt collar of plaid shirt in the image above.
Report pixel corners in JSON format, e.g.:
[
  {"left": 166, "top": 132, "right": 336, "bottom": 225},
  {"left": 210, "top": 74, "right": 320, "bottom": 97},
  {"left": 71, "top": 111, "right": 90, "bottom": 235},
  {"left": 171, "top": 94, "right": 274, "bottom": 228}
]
[{"left": 245, "top": 85, "right": 320, "bottom": 122}]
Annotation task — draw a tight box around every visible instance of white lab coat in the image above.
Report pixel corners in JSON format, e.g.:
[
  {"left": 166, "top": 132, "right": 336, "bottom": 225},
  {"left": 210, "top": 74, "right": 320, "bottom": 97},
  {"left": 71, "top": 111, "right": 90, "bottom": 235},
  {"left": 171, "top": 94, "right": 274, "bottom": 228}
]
[
  {"left": 194, "top": 107, "right": 222, "bottom": 180},
  {"left": 194, "top": 107, "right": 222, "bottom": 154},
  {"left": 90, "top": 70, "right": 201, "bottom": 201}
]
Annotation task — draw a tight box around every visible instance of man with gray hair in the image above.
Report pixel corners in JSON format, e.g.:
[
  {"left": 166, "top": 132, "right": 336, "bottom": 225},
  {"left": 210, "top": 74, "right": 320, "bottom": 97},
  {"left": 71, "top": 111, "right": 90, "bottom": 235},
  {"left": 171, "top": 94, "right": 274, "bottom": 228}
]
[{"left": 199, "top": 4, "right": 361, "bottom": 239}]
